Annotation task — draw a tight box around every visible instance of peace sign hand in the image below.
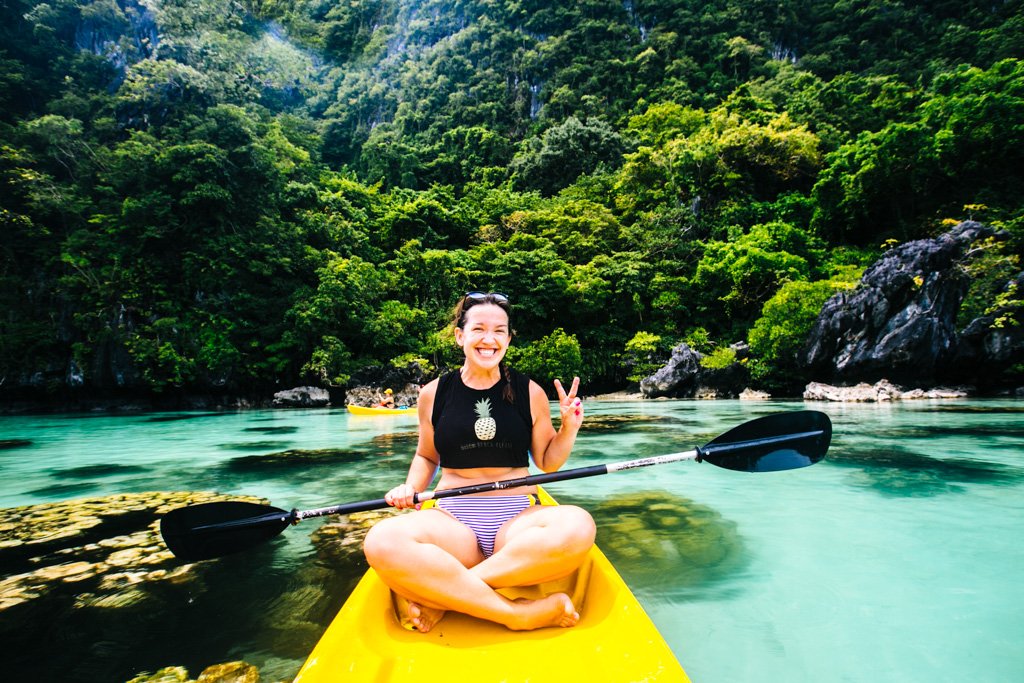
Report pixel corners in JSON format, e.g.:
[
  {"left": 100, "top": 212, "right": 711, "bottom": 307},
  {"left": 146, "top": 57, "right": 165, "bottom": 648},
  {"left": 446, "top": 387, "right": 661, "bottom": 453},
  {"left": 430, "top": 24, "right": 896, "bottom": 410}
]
[{"left": 554, "top": 376, "right": 584, "bottom": 433}]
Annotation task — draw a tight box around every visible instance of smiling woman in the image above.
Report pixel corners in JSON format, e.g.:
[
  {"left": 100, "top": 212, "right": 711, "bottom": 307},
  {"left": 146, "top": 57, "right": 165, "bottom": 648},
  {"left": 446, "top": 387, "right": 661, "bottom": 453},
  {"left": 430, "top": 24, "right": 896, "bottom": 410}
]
[{"left": 362, "top": 291, "right": 595, "bottom": 633}]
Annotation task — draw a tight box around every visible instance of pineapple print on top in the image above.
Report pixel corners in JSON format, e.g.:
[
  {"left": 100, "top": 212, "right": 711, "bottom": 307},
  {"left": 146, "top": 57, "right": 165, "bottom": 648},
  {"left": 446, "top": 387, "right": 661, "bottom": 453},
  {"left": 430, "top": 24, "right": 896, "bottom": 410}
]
[
  {"left": 474, "top": 398, "right": 497, "bottom": 440},
  {"left": 431, "top": 369, "right": 533, "bottom": 469}
]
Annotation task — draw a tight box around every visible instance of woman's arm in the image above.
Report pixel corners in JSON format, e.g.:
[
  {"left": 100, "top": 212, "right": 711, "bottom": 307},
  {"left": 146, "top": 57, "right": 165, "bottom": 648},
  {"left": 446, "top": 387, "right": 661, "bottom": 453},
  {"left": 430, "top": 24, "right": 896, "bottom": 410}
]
[
  {"left": 529, "top": 377, "right": 584, "bottom": 472},
  {"left": 385, "top": 379, "right": 441, "bottom": 509}
]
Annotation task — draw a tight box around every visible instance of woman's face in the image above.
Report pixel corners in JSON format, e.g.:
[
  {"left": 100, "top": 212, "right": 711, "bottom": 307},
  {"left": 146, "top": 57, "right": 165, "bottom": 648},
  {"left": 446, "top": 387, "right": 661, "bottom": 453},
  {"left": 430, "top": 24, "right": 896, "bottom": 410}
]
[{"left": 455, "top": 303, "right": 510, "bottom": 370}]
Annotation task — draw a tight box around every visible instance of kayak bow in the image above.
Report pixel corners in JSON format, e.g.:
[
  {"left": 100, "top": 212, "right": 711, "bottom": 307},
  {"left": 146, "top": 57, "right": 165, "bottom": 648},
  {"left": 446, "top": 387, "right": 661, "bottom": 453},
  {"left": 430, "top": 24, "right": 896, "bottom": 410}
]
[{"left": 294, "top": 487, "right": 690, "bottom": 682}]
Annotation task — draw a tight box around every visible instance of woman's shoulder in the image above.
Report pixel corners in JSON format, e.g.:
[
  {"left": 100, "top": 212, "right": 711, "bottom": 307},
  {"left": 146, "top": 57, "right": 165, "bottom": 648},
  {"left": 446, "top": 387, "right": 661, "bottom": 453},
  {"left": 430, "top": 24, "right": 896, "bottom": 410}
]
[
  {"left": 420, "top": 376, "right": 442, "bottom": 399},
  {"left": 526, "top": 377, "right": 547, "bottom": 401}
]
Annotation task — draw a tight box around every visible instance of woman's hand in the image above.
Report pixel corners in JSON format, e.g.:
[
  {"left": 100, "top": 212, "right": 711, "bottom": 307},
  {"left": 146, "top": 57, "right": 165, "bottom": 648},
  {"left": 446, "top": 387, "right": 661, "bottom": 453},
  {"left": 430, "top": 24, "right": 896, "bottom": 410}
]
[
  {"left": 385, "top": 483, "right": 420, "bottom": 510},
  {"left": 554, "top": 376, "right": 584, "bottom": 433}
]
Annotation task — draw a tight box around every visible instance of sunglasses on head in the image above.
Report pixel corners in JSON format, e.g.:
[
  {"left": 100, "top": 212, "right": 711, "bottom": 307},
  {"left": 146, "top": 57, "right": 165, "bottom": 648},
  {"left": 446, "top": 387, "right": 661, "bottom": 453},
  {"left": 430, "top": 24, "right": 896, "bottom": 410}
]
[{"left": 464, "top": 291, "right": 510, "bottom": 305}]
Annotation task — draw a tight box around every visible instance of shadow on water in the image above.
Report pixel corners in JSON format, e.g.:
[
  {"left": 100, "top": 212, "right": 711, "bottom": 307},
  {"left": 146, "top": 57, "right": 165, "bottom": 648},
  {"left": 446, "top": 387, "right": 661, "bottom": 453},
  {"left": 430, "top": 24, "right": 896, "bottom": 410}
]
[
  {"left": 827, "top": 444, "right": 1022, "bottom": 497},
  {"left": 922, "top": 404, "right": 1024, "bottom": 414},
  {"left": 224, "top": 448, "right": 367, "bottom": 473},
  {"left": 51, "top": 463, "right": 147, "bottom": 478},
  {"left": 243, "top": 426, "right": 300, "bottom": 434},
  {"left": 144, "top": 413, "right": 228, "bottom": 423},
  {"left": 581, "top": 413, "right": 694, "bottom": 433},
  {"left": 559, "top": 490, "right": 748, "bottom": 604},
  {"left": 0, "top": 439, "right": 33, "bottom": 450},
  {"left": 27, "top": 481, "right": 102, "bottom": 498},
  {"left": 216, "top": 440, "right": 293, "bottom": 452},
  {"left": 879, "top": 424, "right": 1024, "bottom": 440}
]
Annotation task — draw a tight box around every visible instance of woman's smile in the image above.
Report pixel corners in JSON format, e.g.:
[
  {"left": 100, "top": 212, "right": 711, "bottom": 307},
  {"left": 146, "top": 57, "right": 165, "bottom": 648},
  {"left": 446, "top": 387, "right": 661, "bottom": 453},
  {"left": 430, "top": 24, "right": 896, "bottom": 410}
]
[{"left": 456, "top": 303, "right": 510, "bottom": 370}]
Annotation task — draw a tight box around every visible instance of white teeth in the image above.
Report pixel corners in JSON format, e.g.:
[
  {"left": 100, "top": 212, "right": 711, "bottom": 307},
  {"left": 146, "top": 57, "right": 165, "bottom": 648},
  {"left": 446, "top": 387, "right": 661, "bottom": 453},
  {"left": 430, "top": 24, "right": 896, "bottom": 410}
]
[{"left": 477, "top": 349, "right": 496, "bottom": 357}]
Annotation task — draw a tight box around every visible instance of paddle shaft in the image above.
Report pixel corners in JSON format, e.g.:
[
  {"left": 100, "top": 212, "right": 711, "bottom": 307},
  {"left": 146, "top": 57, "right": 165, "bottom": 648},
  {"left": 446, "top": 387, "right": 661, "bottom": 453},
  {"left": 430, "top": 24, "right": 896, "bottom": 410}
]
[{"left": 285, "top": 428, "right": 823, "bottom": 523}]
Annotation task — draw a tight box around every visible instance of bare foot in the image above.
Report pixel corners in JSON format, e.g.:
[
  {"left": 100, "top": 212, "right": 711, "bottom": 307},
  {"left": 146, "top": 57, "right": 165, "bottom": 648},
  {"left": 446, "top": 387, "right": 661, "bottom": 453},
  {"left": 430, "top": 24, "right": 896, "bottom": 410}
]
[
  {"left": 507, "top": 593, "right": 579, "bottom": 631},
  {"left": 392, "top": 592, "right": 447, "bottom": 633},
  {"left": 408, "top": 601, "right": 446, "bottom": 632}
]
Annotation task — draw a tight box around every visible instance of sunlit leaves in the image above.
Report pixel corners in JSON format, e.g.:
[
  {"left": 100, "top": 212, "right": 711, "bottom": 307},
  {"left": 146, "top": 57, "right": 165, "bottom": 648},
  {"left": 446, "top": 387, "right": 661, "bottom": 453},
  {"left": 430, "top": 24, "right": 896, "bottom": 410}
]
[
  {"left": 508, "top": 327, "right": 585, "bottom": 389},
  {"left": 747, "top": 268, "right": 861, "bottom": 386}
]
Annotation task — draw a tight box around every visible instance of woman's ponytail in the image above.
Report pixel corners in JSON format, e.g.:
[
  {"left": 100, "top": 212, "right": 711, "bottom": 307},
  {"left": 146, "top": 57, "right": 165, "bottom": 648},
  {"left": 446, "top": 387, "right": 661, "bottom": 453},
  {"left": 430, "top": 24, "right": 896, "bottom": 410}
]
[{"left": 501, "top": 361, "right": 515, "bottom": 404}]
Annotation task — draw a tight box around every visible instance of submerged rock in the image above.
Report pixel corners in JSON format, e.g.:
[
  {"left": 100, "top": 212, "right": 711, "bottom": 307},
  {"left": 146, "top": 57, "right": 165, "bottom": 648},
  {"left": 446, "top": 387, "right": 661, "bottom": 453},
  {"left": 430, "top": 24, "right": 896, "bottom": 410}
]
[
  {"left": 125, "top": 660, "right": 265, "bottom": 683},
  {"left": 194, "top": 661, "right": 260, "bottom": 683},
  {"left": 310, "top": 509, "right": 407, "bottom": 569},
  {"left": 0, "top": 491, "right": 266, "bottom": 614},
  {"left": 589, "top": 491, "right": 744, "bottom": 595},
  {"left": 126, "top": 666, "right": 190, "bottom": 683}
]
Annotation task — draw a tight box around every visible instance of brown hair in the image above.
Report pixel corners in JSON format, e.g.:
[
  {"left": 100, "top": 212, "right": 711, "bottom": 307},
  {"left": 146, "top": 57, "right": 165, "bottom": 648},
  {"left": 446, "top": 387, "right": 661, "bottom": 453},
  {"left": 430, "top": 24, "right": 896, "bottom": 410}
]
[{"left": 453, "top": 291, "right": 512, "bottom": 330}]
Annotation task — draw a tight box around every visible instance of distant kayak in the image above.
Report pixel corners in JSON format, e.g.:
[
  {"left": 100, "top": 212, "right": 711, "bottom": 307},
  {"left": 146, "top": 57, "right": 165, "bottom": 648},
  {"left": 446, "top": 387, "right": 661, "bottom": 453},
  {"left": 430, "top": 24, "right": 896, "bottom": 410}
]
[{"left": 346, "top": 404, "right": 415, "bottom": 416}]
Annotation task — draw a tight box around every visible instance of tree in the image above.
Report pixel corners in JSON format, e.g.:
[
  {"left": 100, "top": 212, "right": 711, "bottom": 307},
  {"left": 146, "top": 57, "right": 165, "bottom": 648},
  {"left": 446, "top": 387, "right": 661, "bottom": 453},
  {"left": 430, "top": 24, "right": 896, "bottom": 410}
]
[
  {"left": 811, "top": 59, "right": 1024, "bottom": 245},
  {"left": 692, "top": 222, "right": 825, "bottom": 336},
  {"left": 747, "top": 267, "right": 861, "bottom": 387},
  {"left": 510, "top": 117, "right": 626, "bottom": 196},
  {"left": 509, "top": 328, "right": 585, "bottom": 390}
]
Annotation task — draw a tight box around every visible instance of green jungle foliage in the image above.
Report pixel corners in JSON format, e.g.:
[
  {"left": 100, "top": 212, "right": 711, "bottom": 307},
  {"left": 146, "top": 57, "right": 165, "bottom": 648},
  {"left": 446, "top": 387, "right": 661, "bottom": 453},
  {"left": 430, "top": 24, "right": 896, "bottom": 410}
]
[{"left": 1, "top": 0, "right": 1022, "bottom": 396}]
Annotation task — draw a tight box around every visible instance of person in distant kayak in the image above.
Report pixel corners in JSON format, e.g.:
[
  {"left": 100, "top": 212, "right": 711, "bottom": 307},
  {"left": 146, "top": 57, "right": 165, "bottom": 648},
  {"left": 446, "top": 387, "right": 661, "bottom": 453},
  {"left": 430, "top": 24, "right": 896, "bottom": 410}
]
[
  {"left": 364, "top": 291, "right": 595, "bottom": 632},
  {"left": 379, "top": 388, "right": 396, "bottom": 409}
]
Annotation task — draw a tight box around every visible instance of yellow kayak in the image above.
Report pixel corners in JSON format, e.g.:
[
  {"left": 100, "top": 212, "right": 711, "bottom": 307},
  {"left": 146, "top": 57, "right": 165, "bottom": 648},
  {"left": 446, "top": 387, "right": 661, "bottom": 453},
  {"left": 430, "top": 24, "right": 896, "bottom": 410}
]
[
  {"left": 346, "top": 405, "right": 416, "bottom": 416},
  {"left": 294, "top": 488, "right": 690, "bottom": 682}
]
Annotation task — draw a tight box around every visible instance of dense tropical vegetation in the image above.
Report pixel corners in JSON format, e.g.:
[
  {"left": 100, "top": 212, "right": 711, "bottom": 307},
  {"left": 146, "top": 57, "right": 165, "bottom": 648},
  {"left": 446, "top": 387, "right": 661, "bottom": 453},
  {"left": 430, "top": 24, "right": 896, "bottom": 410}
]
[{"left": 1, "top": 0, "right": 1022, "bottom": 400}]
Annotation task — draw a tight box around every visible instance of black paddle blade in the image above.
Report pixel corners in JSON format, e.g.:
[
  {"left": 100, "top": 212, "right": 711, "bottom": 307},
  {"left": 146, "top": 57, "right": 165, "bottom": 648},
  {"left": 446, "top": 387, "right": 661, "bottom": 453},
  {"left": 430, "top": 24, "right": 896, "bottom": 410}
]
[
  {"left": 160, "top": 501, "right": 292, "bottom": 562},
  {"left": 701, "top": 410, "right": 831, "bottom": 472}
]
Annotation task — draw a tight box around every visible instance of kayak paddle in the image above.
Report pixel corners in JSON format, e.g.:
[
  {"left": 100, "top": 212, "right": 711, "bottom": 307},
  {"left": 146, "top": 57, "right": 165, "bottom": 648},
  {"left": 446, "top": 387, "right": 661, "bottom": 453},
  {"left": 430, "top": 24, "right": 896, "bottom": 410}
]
[{"left": 160, "top": 409, "right": 831, "bottom": 562}]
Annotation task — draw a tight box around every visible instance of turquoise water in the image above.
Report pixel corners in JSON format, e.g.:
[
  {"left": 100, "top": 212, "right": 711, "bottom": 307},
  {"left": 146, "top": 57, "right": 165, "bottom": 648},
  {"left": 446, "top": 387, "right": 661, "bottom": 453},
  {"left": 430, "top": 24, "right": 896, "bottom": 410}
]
[{"left": 2, "top": 400, "right": 1023, "bottom": 682}]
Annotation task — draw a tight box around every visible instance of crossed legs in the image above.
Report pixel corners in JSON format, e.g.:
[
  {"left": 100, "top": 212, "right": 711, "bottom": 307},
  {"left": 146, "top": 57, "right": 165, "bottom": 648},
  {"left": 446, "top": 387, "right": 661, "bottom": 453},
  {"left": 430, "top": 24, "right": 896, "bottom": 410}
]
[{"left": 363, "top": 503, "right": 596, "bottom": 632}]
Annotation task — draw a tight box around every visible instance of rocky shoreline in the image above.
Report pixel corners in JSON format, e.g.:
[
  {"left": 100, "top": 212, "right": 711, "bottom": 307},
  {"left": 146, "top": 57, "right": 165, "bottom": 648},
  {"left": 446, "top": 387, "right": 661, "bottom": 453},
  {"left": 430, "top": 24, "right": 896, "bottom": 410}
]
[
  {"left": 2, "top": 376, "right": 1019, "bottom": 416},
  {"left": 803, "top": 380, "right": 973, "bottom": 402}
]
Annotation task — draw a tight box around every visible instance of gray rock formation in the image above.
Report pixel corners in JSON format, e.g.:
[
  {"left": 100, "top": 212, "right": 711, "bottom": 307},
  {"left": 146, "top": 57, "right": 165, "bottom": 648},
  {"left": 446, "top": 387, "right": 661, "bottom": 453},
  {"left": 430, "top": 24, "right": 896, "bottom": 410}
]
[
  {"left": 640, "top": 343, "right": 703, "bottom": 398},
  {"left": 801, "top": 221, "right": 1023, "bottom": 387},
  {"left": 272, "top": 386, "right": 330, "bottom": 407},
  {"left": 803, "top": 380, "right": 970, "bottom": 402},
  {"left": 640, "top": 343, "right": 750, "bottom": 399}
]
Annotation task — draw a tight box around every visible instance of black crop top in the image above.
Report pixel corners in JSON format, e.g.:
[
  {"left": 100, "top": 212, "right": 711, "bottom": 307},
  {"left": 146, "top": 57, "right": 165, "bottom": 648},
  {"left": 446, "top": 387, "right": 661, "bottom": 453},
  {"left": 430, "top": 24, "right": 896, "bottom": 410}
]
[{"left": 431, "top": 368, "right": 533, "bottom": 469}]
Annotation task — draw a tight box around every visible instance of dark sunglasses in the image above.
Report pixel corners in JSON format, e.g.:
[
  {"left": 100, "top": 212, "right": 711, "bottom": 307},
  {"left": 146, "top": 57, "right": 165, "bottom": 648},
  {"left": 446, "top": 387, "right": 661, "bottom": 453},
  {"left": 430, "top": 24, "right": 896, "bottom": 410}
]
[{"left": 464, "top": 291, "right": 510, "bottom": 305}]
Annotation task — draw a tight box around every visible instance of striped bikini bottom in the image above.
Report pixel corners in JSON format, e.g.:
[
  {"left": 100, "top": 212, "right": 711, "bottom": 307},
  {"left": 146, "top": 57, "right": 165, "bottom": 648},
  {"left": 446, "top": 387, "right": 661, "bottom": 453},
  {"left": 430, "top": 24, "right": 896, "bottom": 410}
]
[{"left": 435, "top": 494, "right": 538, "bottom": 558}]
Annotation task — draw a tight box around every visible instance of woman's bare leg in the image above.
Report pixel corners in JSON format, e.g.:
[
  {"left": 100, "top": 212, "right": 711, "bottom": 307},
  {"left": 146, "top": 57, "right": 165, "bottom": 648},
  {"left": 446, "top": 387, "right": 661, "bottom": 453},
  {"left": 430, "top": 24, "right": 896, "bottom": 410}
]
[
  {"left": 472, "top": 505, "right": 596, "bottom": 589},
  {"left": 364, "top": 509, "right": 580, "bottom": 632}
]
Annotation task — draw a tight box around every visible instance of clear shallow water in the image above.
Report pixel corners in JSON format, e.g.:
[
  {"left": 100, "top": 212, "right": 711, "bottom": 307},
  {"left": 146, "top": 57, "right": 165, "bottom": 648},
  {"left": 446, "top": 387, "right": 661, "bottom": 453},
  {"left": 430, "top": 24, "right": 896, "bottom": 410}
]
[{"left": 2, "top": 400, "right": 1023, "bottom": 682}]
